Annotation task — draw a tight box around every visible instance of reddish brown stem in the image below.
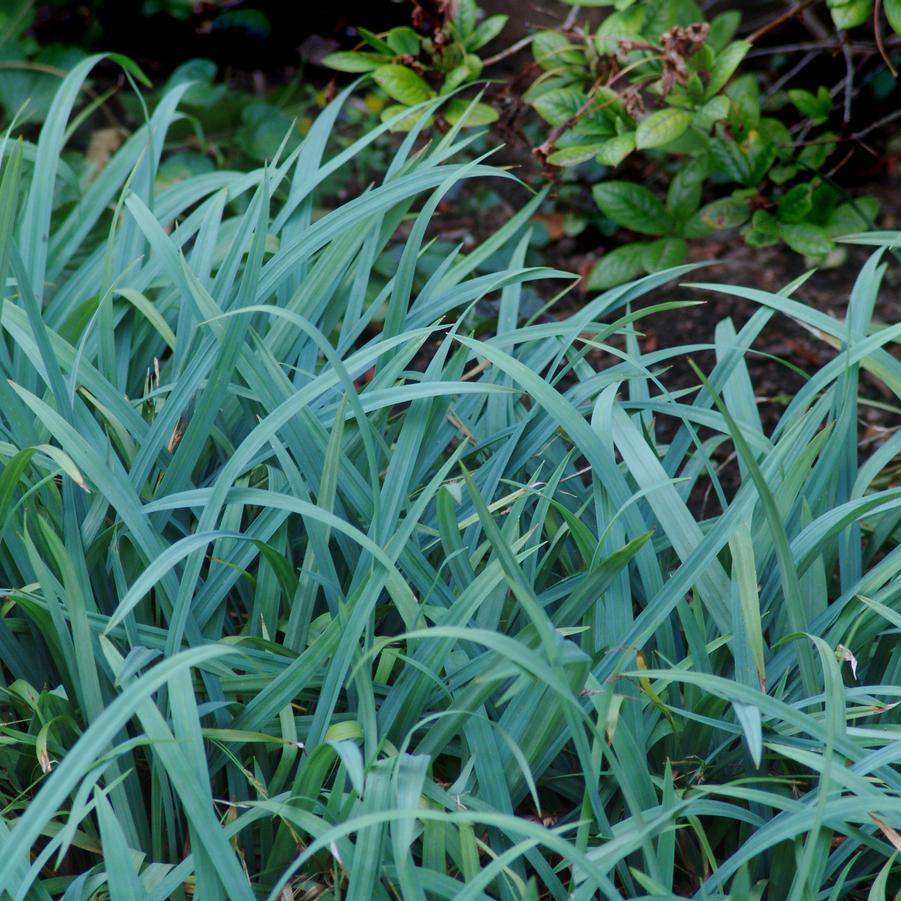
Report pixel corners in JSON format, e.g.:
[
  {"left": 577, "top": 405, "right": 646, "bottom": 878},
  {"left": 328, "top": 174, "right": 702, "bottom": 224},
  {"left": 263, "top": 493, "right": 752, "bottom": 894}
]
[
  {"left": 535, "top": 90, "right": 600, "bottom": 159},
  {"left": 874, "top": 0, "right": 898, "bottom": 77},
  {"left": 535, "top": 54, "right": 662, "bottom": 159},
  {"left": 748, "top": 0, "right": 820, "bottom": 44}
]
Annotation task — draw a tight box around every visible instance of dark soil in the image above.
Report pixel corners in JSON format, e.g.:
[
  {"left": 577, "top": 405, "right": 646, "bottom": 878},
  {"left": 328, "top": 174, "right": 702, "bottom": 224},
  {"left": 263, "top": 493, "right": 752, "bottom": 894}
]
[{"left": 424, "top": 169, "right": 901, "bottom": 513}]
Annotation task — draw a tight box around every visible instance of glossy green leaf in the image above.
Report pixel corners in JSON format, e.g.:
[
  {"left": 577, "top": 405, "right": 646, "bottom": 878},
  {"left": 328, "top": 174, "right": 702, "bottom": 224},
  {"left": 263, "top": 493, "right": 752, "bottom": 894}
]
[
  {"left": 531, "top": 86, "right": 586, "bottom": 126},
  {"left": 640, "top": 236, "right": 687, "bottom": 271},
  {"left": 594, "top": 132, "right": 636, "bottom": 166},
  {"left": 636, "top": 108, "right": 693, "bottom": 149},
  {"left": 685, "top": 195, "right": 751, "bottom": 235},
  {"left": 532, "top": 30, "right": 587, "bottom": 68},
  {"left": 788, "top": 86, "right": 832, "bottom": 124},
  {"left": 373, "top": 64, "right": 434, "bottom": 105},
  {"left": 828, "top": 0, "right": 873, "bottom": 29},
  {"left": 592, "top": 180, "right": 672, "bottom": 235},
  {"left": 586, "top": 242, "right": 646, "bottom": 289},
  {"left": 548, "top": 143, "right": 605, "bottom": 166},
  {"left": 886, "top": 0, "right": 901, "bottom": 34},
  {"left": 386, "top": 26, "right": 421, "bottom": 56},
  {"left": 322, "top": 51, "right": 387, "bottom": 72},
  {"left": 467, "top": 15, "right": 509, "bottom": 51},
  {"left": 705, "top": 40, "right": 751, "bottom": 97},
  {"left": 442, "top": 98, "right": 498, "bottom": 127},
  {"left": 779, "top": 222, "right": 835, "bottom": 256}
]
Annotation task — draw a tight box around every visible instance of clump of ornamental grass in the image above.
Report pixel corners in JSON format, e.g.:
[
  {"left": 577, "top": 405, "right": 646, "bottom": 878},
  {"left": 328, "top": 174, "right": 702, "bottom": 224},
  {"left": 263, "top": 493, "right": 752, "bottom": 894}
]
[{"left": 0, "top": 56, "right": 900, "bottom": 899}]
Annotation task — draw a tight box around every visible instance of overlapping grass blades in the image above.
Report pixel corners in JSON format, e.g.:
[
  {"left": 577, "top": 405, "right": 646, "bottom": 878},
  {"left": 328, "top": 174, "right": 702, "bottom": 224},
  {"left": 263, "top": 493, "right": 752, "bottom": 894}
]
[{"left": 0, "top": 59, "right": 900, "bottom": 898}]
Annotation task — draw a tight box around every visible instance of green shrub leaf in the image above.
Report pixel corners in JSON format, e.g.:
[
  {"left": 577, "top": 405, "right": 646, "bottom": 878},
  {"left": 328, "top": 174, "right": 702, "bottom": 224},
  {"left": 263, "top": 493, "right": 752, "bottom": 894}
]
[
  {"left": 532, "top": 30, "right": 587, "bottom": 68},
  {"left": 705, "top": 40, "right": 751, "bottom": 97},
  {"left": 453, "top": 0, "right": 478, "bottom": 36},
  {"left": 592, "top": 181, "right": 672, "bottom": 235},
  {"left": 887, "top": 0, "right": 901, "bottom": 33},
  {"left": 635, "top": 108, "right": 693, "bottom": 149},
  {"left": 443, "top": 98, "right": 499, "bottom": 127},
  {"left": 587, "top": 242, "right": 646, "bottom": 290},
  {"left": 441, "top": 55, "right": 483, "bottom": 93},
  {"left": 694, "top": 95, "right": 731, "bottom": 130},
  {"left": 640, "top": 236, "right": 688, "bottom": 271},
  {"left": 788, "top": 86, "right": 832, "bottom": 124},
  {"left": 685, "top": 195, "right": 751, "bottom": 235},
  {"left": 358, "top": 27, "right": 395, "bottom": 54},
  {"left": 322, "top": 51, "right": 387, "bottom": 72},
  {"left": 777, "top": 182, "right": 814, "bottom": 224},
  {"left": 825, "top": 197, "right": 879, "bottom": 236},
  {"left": 548, "top": 144, "right": 606, "bottom": 166},
  {"left": 594, "top": 133, "right": 636, "bottom": 166},
  {"left": 373, "top": 64, "right": 434, "bottom": 105},
  {"left": 380, "top": 104, "right": 432, "bottom": 131},
  {"left": 779, "top": 222, "right": 835, "bottom": 255},
  {"left": 467, "top": 14, "right": 509, "bottom": 50},
  {"left": 386, "top": 26, "right": 421, "bottom": 56},
  {"left": 708, "top": 10, "right": 741, "bottom": 51},
  {"left": 828, "top": 0, "right": 873, "bottom": 29},
  {"left": 531, "top": 86, "right": 586, "bottom": 126},
  {"left": 666, "top": 161, "right": 707, "bottom": 220}
]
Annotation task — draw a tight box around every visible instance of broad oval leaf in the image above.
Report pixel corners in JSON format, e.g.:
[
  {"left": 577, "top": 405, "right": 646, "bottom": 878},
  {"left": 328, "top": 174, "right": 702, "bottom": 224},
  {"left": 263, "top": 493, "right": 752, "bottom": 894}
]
[
  {"left": 825, "top": 197, "right": 879, "bottom": 237},
  {"left": 708, "top": 10, "right": 741, "bottom": 51},
  {"left": 685, "top": 196, "right": 751, "bottom": 236},
  {"left": 592, "top": 181, "right": 672, "bottom": 235},
  {"left": 532, "top": 30, "right": 587, "bottom": 69},
  {"left": 779, "top": 222, "right": 835, "bottom": 256},
  {"left": 666, "top": 161, "right": 707, "bottom": 219},
  {"left": 694, "top": 95, "right": 731, "bottom": 130},
  {"left": 635, "top": 108, "right": 693, "bottom": 150},
  {"left": 788, "top": 87, "right": 832, "bottom": 125},
  {"left": 595, "top": 133, "right": 636, "bottom": 167},
  {"left": 531, "top": 86, "right": 587, "bottom": 127},
  {"left": 887, "top": 0, "right": 901, "bottom": 34},
  {"left": 443, "top": 99, "right": 499, "bottom": 127},
  {"left": 777, "top": 182, "right": 814, "bottom": 224},
  {"left": 548, "top": 144, "right": 605, "bottom": 167},
  {"left": 386, "top": 26, "right": 421, "bottom": 56},
  {"left": 373, "top": 64, "right": 434, "bottom": 106},
  {"left": 466, "top": 14, "right": 509, "bottom": 51},
  {"left": 441, "top": 55, "right": 482, "bottom": 94},
  {"left": 586, "top": 243, "right": 647, "bottom": 291},
  {"left": 640, "top": 236, "right": 687, "bottom": 272},
  {"left": 705, "top": 40, "right": 751, "bottom": 98},
  {"left": 380, "top": 104, "right": 433, "bottom": 132},
  {"left": 453, "top": 0, "right": 478, "bottom": 36},
  {"left": 828, "top": 0, "right": 872, "bottom": 29}
]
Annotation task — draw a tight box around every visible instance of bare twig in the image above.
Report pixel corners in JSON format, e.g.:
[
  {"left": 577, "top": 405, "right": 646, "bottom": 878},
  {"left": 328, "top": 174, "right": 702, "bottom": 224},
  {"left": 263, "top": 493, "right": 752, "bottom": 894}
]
[
  {"left": 747, "top": 38, "right": 901, "bottom": 57},
  {"left": 562, "top": 4, "right": 581, "bottom": 31},
  {"left": 535, "top": 89, "right": 600, "bottom": 158},
  {"left": 0, "top": 60, "right": 68, "bottom": 78},
  {"left": 800, "top": 5, "right": 832, "bottom": 41},
  {"left": 748, "top": 0, "right": 820, "bottom": 44},
  {"left": 839, "top": 31, "right": 854, "bottom": 124},
  {"left": 764, "top": 50, "right": 818, "bottom": 97},
  {"left": 823, "top": 148, "right": 858, "bottom": 180},
  {"left": 874, "top": 0, "right": 898, "bottom": 76},
  {"left": 482, "top": 34, "right": 535, "bottom": 68},
  {"left": 852, "top": 105, "right": 901, "bottom": 139}
]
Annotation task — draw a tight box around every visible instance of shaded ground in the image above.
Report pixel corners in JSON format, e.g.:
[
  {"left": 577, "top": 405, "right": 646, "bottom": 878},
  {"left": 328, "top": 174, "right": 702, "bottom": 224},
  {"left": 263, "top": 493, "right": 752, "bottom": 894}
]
[{"left": 422, "top": 170, "right": 900, "bottom": 514}]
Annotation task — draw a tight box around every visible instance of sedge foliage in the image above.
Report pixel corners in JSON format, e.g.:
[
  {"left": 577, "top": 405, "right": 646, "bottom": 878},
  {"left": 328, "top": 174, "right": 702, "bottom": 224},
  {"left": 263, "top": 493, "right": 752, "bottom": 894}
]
[{"left": 0, "top": 57, "right": 900, "bottom": 899}]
